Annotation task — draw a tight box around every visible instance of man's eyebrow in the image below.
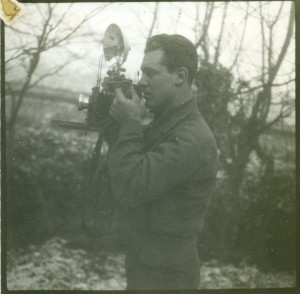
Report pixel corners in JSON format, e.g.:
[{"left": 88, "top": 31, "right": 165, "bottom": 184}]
[{"left": 140, "top": 65, "right": 161, "bottom": 73}]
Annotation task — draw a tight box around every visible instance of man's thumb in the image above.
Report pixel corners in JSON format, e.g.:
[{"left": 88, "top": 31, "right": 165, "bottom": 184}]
[
  {"left": 131, "top": 87, "right": 140, "bottom": 102},
  {"left": 115, "top": 87, "right": 125, "bottom": 102}
]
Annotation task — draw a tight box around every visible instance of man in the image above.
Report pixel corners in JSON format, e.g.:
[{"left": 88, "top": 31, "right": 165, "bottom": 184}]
[{"left": 106, "top": 34, "right": 218, "bottom": 290}]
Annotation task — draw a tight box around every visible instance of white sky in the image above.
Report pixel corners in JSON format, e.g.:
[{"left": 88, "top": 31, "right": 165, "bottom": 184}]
[
  {"left": 6, "top": 1, "right": 293, "bottom": 91},
  {"left": 5, "top": 1, "right": 295, "bottom": 125}
]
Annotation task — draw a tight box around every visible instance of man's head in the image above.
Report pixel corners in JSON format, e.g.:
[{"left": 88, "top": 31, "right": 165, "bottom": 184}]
[
  {"left": 140, "top": 34, "right": 198, "bottom": 113},
  {"left": 144, "top": 34, "right": 198, "bottom": 84}
]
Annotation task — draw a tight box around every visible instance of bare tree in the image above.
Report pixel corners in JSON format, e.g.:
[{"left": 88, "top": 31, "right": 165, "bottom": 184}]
[
  {"left": 193, "top": 1, "right": 294, "bottom": 193},
  {"left": 194, "top": 2, "right": 295, "bottom": 251},
  {"left": 227, "top": 1, "right": 295, "bottom": 189},
  {"left": 5, "top": 3, "right": 109, "bottom": 159},
  {"left": 6, "top": 4, "right": 107, "bottom": 125},
  {"left": 5, "top": 3, "right": 110, "bottom": 246}
]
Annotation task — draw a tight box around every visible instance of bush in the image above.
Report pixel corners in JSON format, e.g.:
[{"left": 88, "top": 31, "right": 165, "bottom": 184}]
[
  {"left": 10, "top": 126, "right": 96, "bottom": 246},
  {"left": 198, "top": 169, "right": 296, "bottom": 271},
  {"left": 239, "top": 169, "right": 296, "bottom": 271}
]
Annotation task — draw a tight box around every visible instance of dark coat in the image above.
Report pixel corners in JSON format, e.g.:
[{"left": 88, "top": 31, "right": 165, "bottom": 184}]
[{"left": 108, "top": 97, "right": 218, "bottom": 268}]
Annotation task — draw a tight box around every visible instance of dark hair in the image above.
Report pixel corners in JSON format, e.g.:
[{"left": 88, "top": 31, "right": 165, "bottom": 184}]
[{"left": 144, "top": 34, "right": 198, "bottom": 84}]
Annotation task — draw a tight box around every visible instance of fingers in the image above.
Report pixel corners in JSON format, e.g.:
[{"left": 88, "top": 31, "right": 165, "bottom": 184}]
[
  {"left": 114, "top": 87, "right": 126, "bottom": 102},
  {"left": 110, "top": 89, "right": 125, "bottom": 115},
  {"left": 109, "top": 103, "right": 119, "bottom": 120},
  {"left": 130, "top": 87, "right": 141, "bottom": 102},
  {"left": 102, "top": 77, "right": 113, "bottom": 92},
  {"left": 109, "top": 105, "right": 117, "bottom": 118},
  {"left": 109, "top": 102, "right": 123, "bottom": 123}
]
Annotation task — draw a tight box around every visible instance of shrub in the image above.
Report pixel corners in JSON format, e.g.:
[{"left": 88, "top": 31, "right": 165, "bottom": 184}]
[
  {"left": 10, "top": 126, "right": 95, "bottom": 246},
  {"left": 240, "top": 169, "right": 296, "bottom": 271},
  {"left": 198, "top": 169, "right": 296, "bottom": 271}
]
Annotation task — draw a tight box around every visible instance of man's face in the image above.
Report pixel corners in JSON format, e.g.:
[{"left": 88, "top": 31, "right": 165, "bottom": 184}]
[{"left": 139, "top": 48, "right": 175, "bottom": 113}]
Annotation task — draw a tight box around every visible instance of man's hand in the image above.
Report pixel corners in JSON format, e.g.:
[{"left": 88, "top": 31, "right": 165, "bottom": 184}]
[{"left": 109, "top": 87, "right": 143, "bottom": 124}]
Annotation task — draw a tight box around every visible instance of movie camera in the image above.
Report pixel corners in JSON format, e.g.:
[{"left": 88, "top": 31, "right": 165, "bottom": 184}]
[{"left": 52, "top": 24, "right": 141, "bottom": 131}]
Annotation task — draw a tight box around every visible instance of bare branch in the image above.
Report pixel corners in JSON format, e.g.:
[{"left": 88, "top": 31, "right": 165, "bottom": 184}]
[
  {"left": 268, "top": 1, "right": 284, "bottom": 29},
  {"left": 147, "top": 2, "right": 159, "bottom": 39},
  {"left": 268, "top": 2, "right": 295, "bottom": 84},
  {"left": 7, "top": 26, "right": 33, "bottom": 36},
  {"left": 262, "top": 104, "right": 295, "bottom": 131},
  {"left": 214, "top": 2, "right": 228, "bottom": 65},
  {"left": 229, "top": 3, "right": 249, "bottom": 71},
  {"left": 51, "top": 3, "right": 73, "bottom": 32},
  {"left": 234, "top": 78, "right": 295, "bottom": 97},
  {"left": 45, "top": 5, "right": 109, "bottom": 50},
  {"left": 195, "top": 2, "right": 215, "bottom": 60},
  {"left": 259, "top": 2, "right": 266, "bottom": 84},
  {"left": 5, "top": 49, "right": 28, "bottom": 63},
  {"left": 28, "top": 62, "right": 69, "bottom": 89}
]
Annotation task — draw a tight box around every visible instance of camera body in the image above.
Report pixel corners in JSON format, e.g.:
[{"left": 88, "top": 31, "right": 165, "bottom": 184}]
[{"left": 78, "top": 73, "right": 142, "bottom": 128}]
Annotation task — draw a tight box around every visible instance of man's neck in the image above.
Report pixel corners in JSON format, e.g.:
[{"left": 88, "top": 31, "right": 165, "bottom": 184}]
[
  {"left": 153, "top": 87, "right": 193, "bottom": 121},
  {"left": 172, "top": 87, "right": 193, "bottom": 107}
]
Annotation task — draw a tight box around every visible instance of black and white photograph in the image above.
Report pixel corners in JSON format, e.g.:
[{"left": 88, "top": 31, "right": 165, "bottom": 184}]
[{"left": 3, "top": 1, "right": 296, "bottom": 291}]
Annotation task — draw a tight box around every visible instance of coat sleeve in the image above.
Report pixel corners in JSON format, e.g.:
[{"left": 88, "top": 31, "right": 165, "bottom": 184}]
[{"left": 108, "top": 119, "right": 202, "bottom": 208}]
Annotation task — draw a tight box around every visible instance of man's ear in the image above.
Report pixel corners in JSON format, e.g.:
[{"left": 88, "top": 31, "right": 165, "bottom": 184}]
[{"left": 174, "top": 67, "right": 188, "bottom": 85}]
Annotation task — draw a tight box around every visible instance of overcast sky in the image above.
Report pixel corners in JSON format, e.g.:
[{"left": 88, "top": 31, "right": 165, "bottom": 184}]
[
  {"left": 6, "top": 1, "right": 294, "bottom": 93},
  {"left": 5, "top": 0, "right": 295, "bottom": 130}
]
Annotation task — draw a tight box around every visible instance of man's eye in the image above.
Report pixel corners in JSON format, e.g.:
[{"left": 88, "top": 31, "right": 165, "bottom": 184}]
[
  {"left": 147, "top": 70, "right": 159, "bottom": 78},
  {"left": 141, "top": 68, "right": 158, "bottom": 78}
]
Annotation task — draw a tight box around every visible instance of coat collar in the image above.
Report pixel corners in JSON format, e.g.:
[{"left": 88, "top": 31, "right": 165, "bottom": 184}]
[{"left": 143, "top": 97, "right": 199, "bottom": 147}]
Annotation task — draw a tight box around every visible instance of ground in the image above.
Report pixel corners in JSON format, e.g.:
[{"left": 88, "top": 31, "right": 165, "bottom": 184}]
[{"left": 7, "top": 237, "right": 295, "bottom": 290}]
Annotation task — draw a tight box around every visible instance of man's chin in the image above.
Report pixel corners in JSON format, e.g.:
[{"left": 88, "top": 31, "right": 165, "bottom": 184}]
[
  {"left": 145, "top": 102, "right": 155, "bottom": 112},
  {"left": 145, "top": 101, "right": 164, "bottom": 115}
]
